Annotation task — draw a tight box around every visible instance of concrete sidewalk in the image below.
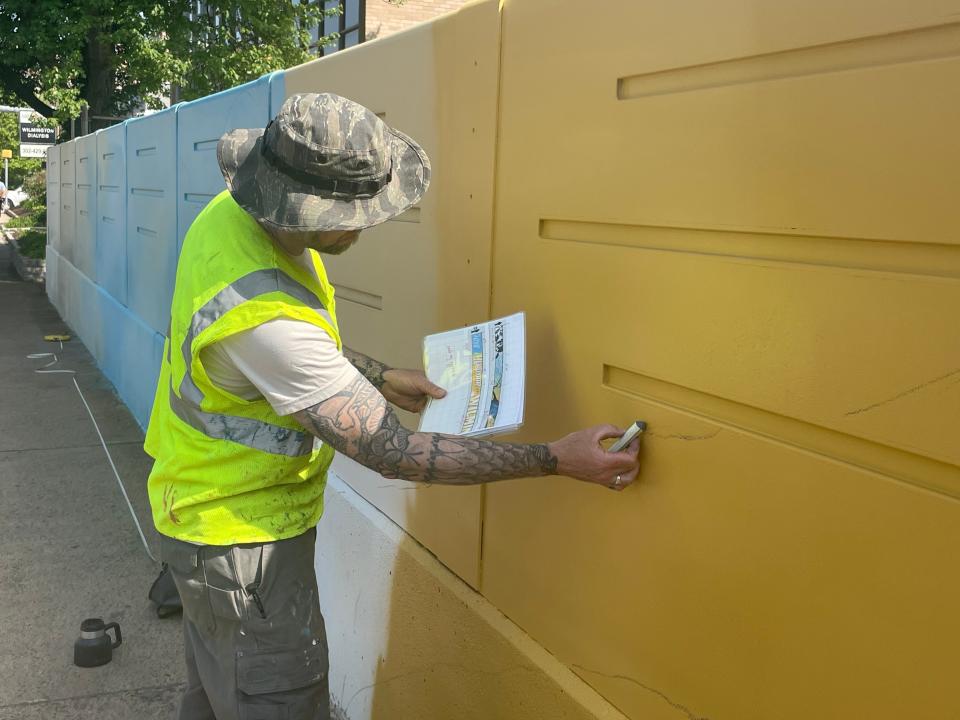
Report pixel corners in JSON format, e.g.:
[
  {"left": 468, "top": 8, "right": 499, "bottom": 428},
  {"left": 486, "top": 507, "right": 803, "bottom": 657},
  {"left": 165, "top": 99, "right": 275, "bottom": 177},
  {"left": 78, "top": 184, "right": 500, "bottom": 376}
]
[{"left": 0, "top": 239, "right": 185, "bottom": 718}]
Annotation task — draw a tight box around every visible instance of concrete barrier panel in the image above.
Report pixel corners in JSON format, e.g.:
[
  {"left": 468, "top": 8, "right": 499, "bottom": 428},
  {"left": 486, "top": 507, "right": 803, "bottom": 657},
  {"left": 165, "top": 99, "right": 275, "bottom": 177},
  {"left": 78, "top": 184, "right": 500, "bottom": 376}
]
[
  {"left": 54, "top": 249, "right": 69, "bottom": 320},
  {"left": 484, "top": 1, "right": 960, "bottom": 718},
  {"left": 126, "top": 108, "right": 178, "bottom": 335},
  {"left": 176, "top": 76, "right": 273, "bottom": 249},
  {"left": 96, "top": 123, "right": 128, "bottom": 305},
  {"left": 96, "top": 284, "right": 126, "bottom": 390},
  {"left": 76, "top": 262, "right": 104, "bottom": 364},
  {"left": 120, "top": 328, "right": 165, "bottom": 429},
  {"left": 59, "top": 141, "right": 76, "bottom": 266},
  {"left": 57, "top": 254, "right": 81, "bottom": 336},
  {"left": 46, "top": 145, "right": 61, "bottom": 255},
  {"left": 268, "top": 70, "right": 285, "bottom": 116},
  {"left": 50, "top": 251, "right": 101, "bottom": 364},
  {"left": 96, "top": 285, "right": 165, "bottom": 428},
  {"left": 45, "top": 246, "right": 61, "bottom": 315},
  {"left": 75, "top": 133, "right": 98, "bottom": 281},
  {"left": 283, "top": 0, "right": 501, "bottom": 588}
]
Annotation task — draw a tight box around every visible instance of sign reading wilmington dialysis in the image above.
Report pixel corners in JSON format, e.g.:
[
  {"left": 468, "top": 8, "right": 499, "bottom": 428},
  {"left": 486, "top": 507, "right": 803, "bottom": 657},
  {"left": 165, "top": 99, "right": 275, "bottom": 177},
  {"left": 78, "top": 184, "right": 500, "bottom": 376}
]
[{"left": 19, "top": 110, "right": 55, "bottom": 158}]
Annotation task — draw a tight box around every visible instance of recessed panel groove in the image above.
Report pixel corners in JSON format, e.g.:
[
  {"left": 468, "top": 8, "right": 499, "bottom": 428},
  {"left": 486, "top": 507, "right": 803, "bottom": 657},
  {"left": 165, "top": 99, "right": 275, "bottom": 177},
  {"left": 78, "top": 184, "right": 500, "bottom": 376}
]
[
  {"left": 619, "top": 22, "right": 960, "bottom": 99},
  {"left": 334, "top": 284, "right": 384, "bottom": 310},
  {"left": 387, "top": 206, "right": 421, "bottom": 224},
  {"left": 540, "top": 218, "right": 960, "bottom": 278},
  {"left": 131, "top": 188, "right": 164, "bottom": 198},
  {"left": 184, "top": 193, "right": 216, "bottom": 204},
  {"left": 603, "top": 364, "right": 960, "bottom": 499}
]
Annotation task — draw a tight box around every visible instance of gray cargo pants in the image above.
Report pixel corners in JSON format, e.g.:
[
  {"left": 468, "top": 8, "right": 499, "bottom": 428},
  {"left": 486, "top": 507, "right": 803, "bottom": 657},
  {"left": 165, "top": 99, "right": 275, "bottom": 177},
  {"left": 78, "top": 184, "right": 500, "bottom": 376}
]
[{"left": 161, "top": 529, "right": 331, "bottom": 720}]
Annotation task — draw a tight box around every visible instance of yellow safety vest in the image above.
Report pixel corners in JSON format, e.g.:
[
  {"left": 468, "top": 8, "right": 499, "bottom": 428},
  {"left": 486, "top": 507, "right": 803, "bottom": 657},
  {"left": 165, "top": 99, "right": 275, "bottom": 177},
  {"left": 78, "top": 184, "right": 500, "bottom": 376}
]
[{"left": 145, "top": 191, "right": 341, "bottom": 545}]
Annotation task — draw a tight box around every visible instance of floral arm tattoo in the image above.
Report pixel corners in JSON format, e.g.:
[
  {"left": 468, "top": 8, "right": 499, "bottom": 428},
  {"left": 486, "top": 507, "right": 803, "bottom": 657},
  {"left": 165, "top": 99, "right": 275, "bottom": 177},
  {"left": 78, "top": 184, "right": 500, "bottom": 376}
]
[
  {"left": 292, "top": 375, "right": 558, "bottom": 484},
  {"left": 343, "top": 346, "right": 390, "bottom": 390}
]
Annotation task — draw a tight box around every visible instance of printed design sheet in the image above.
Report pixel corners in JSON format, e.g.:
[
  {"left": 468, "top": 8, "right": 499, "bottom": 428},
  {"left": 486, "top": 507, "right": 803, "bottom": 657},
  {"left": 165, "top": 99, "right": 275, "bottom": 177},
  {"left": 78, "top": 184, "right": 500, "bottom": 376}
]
[{"left": 419, "top": 313, "right": 525, "bottom": 437}]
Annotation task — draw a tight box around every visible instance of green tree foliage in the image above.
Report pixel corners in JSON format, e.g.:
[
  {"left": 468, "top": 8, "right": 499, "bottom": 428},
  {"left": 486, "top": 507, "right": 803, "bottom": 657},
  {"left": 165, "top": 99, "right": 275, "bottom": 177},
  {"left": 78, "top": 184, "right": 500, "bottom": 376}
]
[
  {"left": 0, "top": 1, "right": 337, "bottom": 124},
  {"left": 167, "top": 2, "right": 336, "bottom": 101},
  {"left": 0, "top": 112, "right": 43, "bottom": 189}
]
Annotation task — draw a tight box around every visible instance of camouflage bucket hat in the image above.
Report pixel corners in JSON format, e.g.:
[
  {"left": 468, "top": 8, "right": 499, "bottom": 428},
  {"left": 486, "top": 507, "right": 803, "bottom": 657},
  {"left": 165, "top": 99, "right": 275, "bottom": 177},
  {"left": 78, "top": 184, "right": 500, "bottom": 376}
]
[{"left": 217, "top": 93, "right": 430, "bottom": 231}]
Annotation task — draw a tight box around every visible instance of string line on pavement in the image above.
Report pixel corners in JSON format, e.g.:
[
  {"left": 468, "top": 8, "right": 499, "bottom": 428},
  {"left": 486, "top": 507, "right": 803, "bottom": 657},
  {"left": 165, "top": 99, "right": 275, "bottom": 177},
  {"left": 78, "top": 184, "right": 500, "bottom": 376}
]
[{"left": 27, "top": 341, "right": 159, "bottom": 564}]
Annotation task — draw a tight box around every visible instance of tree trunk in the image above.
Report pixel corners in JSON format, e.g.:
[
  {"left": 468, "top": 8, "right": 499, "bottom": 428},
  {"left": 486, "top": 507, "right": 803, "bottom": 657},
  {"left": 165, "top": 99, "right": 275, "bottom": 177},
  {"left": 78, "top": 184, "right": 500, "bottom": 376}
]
[
  {"left": 83, "top": 27, "right": 116, "bottom": 125},
  {"left": 5, "top": 74, "right": 56, "bottom": 118}
]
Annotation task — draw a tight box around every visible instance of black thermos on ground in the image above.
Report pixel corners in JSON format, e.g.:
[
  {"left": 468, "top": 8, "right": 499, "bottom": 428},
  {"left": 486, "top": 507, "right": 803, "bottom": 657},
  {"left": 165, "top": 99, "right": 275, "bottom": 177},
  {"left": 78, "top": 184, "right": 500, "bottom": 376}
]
[{"left": 73, "top": 618, "right": 122, "bottom": 668}]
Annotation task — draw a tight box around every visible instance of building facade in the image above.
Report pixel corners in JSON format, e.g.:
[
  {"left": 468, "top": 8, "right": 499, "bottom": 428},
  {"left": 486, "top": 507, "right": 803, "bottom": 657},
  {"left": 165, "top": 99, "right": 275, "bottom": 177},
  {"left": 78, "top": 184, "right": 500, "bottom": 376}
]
[{"left": 312, "top": 0, "right": 471, "bottom": 55}]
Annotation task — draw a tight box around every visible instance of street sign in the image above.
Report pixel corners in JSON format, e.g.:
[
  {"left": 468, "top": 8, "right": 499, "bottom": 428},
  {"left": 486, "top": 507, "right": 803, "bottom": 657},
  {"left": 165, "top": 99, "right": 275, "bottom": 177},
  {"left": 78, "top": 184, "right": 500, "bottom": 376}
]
[
  {"left": 20, "top": 123, "right": 55, "bottom": 145},
  {"left": 1, "top": 150, "right": 11, "bottom": 159},
  {"left": 20, "top": 144, "right": 50, "bottom": 159},
  {"left": 18, "top": 114, "right": 54, "bottom": 158}
]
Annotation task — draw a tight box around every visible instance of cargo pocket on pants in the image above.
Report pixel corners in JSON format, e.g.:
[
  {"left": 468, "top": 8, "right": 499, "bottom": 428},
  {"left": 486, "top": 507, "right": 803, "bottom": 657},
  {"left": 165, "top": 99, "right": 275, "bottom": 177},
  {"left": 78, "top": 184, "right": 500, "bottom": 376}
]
[{"left": 236, "top": 641, "right": 329, "bottom": 720}]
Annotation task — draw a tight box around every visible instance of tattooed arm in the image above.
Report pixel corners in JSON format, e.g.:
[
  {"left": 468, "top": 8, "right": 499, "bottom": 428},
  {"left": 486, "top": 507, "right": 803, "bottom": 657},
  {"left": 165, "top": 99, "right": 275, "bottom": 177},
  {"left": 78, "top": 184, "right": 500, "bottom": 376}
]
[
  {"left": 343, "top": 347, "right": 390, "bottom": 389},
  {"left": 342, "top": 346, "right": 447, "bottom": 413},
  {"left": 292, "top": 373, "right": 641, "bottom": 488}
]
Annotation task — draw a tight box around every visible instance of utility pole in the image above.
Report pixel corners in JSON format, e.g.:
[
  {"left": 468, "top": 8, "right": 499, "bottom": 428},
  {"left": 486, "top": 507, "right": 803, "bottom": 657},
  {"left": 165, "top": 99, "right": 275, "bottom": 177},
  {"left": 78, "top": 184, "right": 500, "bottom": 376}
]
[
  {"left": 1, "top": 150, "right": 10, "bottom": 212},
  {"left": 1, "top": 149, "right": 10, "bottom": 186}
]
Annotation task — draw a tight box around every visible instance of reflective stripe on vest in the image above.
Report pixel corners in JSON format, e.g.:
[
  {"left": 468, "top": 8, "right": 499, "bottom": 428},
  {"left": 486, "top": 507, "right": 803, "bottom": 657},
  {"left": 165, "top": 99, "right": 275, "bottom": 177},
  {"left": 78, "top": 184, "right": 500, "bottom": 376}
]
[
  {"left": 146, "top": 191, "right": 340, "bottom": 545},
  {"left": 168, "top": 390, "right": 314, "bottom": 457},
  {"left": 179, "top": 268, "right": 335, "bottom": 406},
  {"left": 171, "top": 267, "right": 332, "bottom": 455}
]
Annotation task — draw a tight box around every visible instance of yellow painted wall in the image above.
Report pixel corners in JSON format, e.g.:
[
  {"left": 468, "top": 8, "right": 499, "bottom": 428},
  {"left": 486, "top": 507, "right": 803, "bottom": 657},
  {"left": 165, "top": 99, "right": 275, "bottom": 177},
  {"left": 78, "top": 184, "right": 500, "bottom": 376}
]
[
  {"left": 279, "top": 1, "right": 959, "bottom": 717},
  {"left": 482, "top": 1, "right": 960, "bottom": 718},
  {"left": 284, "top": 0, "right": 501, "bottom": 587}
]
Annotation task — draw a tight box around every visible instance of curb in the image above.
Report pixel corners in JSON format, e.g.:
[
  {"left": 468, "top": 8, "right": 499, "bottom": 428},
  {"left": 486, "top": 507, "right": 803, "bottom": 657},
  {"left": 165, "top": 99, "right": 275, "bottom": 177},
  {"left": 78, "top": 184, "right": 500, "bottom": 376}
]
[{"left": 2, "top": 229, "right": 45, "bottom": 284}]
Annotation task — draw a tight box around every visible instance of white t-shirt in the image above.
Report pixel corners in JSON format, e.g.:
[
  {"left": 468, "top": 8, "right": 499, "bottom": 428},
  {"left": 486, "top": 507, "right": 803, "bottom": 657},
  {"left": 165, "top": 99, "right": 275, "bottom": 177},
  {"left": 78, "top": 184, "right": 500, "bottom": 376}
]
[{"left": 199, "top": 250, "right": 360, "bottom": 416}]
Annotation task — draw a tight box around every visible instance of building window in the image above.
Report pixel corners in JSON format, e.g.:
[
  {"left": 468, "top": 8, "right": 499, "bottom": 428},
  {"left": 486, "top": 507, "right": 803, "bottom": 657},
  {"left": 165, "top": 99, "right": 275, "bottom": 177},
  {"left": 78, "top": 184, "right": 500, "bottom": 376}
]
[{"left": 310, "top": 0, "right": 365, "bottom": 56}]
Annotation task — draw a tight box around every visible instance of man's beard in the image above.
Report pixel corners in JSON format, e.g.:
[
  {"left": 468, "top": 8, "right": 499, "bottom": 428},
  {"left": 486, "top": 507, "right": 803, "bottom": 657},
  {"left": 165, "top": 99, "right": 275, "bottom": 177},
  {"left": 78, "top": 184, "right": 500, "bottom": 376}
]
[
  {"left": 319, "top": 237, "right": 356, "bottom": 255},
  {"left": 320, "top": 242, "right": 351, "bottom": 255}
]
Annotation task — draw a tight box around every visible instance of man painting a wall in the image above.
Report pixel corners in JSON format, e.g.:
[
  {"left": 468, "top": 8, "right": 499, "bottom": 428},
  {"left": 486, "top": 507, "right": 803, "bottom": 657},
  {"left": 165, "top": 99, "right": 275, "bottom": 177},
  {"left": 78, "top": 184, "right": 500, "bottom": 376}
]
[{"left": 145, "top": 93, "right": 641, "bottom": 720}]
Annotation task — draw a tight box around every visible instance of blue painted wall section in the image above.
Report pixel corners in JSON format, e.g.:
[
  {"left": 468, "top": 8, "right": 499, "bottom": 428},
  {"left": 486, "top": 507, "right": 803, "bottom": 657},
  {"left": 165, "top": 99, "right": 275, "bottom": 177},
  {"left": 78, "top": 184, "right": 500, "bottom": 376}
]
[
  {"left": 43, "top": 71, "right": 286, "bottom": 429},
  {"left": 75, "top": 134, "right": 98, "bottom": 281},
  {"left": 59, "top": 142, "right": 76, "bottom": 267},
  {"left": 268, "top": 71, "right": 286, "bottom": 117},
  {"left": 46, "top": 146, "right": 61, "bottom": 311},
  {"left": 126, "top": 107, "right": 179, "bottom": 336},
  {"left": 177, "top": 76, "right": 274, "bottom": 250},
  {"left": 96, "top": 124, "right": 128, "bottom": 305}
]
